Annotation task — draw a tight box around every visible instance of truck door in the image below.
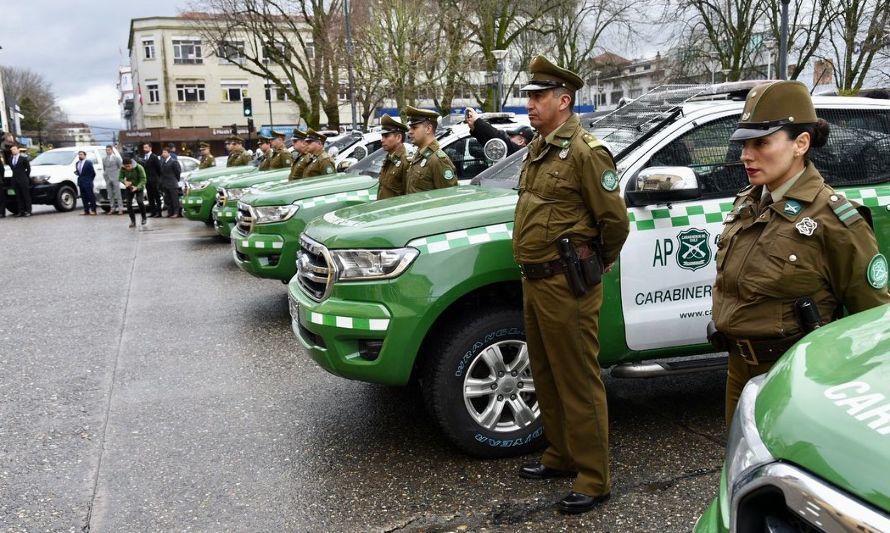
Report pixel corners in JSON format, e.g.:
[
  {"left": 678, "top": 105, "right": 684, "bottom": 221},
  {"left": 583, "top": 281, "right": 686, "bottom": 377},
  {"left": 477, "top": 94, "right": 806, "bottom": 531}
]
[{"left": 619, "top": 115, "right": 746, "bottom": 350}]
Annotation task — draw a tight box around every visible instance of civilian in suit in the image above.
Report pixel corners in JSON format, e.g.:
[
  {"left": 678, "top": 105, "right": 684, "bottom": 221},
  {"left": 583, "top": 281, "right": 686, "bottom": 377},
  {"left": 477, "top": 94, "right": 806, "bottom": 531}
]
[
  {"left": 138, "top": 143, "right": 163, "bottom": 217},
  {"left": 8, "top": 145, "right": 32, "bottom": 217},
  {"left": 0, "top": 150, "right": 7, "bottom": 218},
  {"left": 102, "top": 145, "right": 123, "bottom": 214},
  {"left": 74, "top": 150, "right": 97, "bottom": 215},
  {"left": 159, "top": 148, "right": 181, "bottom": 218}
]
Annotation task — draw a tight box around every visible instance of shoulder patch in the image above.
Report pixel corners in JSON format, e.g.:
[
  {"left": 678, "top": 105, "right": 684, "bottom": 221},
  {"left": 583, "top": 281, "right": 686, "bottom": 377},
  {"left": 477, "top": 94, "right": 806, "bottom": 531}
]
[
  {"left": 582, "top": 133, "right": 603, "bottom": 150},
  {"left": 867, "top": 254, "right": 888, "bottom": 289},
  {"left": 325, "top": 165, "right": 334, "bottom": 174},
  {"left": 828, "top": 193, "right": 863, "bottom": 226},
  {"left": 601, "top": 169, "right": 619, "bottom": 192},
  {"left": 443, "top": 169, "right": 455, "bottom": 180}
]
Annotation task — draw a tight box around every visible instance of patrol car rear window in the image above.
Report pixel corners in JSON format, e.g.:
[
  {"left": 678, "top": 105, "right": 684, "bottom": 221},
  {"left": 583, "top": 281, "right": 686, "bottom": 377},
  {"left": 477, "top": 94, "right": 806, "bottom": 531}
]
[{"left": 639, "top": 108, "right": 890, "bottom": 198}]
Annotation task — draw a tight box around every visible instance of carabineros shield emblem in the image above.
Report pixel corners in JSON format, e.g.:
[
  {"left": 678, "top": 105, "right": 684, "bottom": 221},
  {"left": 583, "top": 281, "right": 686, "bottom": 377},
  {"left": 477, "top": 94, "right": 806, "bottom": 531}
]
[{"left": 676, "top": 228, "right": 712, "bottom": 271}]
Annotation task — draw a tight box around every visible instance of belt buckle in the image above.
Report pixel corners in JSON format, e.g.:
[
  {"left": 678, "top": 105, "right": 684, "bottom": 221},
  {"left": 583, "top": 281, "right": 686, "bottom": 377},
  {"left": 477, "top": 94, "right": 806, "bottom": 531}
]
[
  {"left": 736, "top": 339, "right": 760, "bottom": 365},
  {"left": 518, "top": 265, "right": 527, "bottom": 280}
]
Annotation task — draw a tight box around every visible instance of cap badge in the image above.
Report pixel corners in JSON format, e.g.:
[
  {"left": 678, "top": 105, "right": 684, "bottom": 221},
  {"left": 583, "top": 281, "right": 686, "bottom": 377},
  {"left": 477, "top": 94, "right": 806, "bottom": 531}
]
[{"left": 795, "top": 217, "right": 817, "bottom": 236}]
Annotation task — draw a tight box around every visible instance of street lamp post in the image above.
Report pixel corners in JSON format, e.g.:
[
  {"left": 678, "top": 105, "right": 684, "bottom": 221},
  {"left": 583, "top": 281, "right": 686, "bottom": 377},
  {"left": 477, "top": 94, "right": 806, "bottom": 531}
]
[
  {"left": 492, "top": 49, "right": 508, "bottom": 112},
  {"left": 266, "top": 78, "right": 274, "bottom": 134},
  {"left": 344, "top": 0, "right": 358, "bottom": 131},
  {"left": 779, "top": 0, "right": 791, "bottom": 80},
  {"left": 592, "top": 70, "right": 601, "bottom": 109}
]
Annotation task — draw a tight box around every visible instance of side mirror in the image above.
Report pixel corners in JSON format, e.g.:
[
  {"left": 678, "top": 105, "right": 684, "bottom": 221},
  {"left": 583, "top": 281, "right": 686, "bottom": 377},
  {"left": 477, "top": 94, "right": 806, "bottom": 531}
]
[
  {"left": 337, "top": 158, "right": 358, "bottom": 172},
  {"left": 483, "top": 138, "right": 508, "bottom": 162},
  {"left": 625, "top": 167, "right": 701, "bottom": 207}
]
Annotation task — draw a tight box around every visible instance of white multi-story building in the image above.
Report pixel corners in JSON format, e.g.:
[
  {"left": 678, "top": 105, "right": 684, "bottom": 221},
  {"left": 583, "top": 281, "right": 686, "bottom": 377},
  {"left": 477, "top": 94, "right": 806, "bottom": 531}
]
[
  {"left": 122, "top": 16, "right": 355, "bottom": 152},
  {"left": 0, "top": 66, "right": 8, "bottom": 134}
]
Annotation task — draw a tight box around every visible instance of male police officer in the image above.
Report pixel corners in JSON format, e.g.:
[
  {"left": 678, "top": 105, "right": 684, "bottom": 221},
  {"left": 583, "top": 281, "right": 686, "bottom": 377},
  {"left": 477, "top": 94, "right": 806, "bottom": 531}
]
[
  {"left": 257, "top": 135, "right": 274, "bottom": 170},
  {"left": 377, "top": 114, "right": 410, "bottom": 200},
  {"left": 404, "top": 106, "right": 457, "bottom": 193},
  {"left": 267, "top": 130, "right": 293, "bottom": 169},
  {"left": 288, "top": 130, "right": 312, "bottom": 181},
  {"left": 302, "top": 129, "right": 336, "bottom": 178},
  {"left": 198, "top": 142, "right": 215, "bottom": 169},
  {"left": 514, "top": 56, "right": 629, "bottom": 514},
  {"left": 226, "top": 136, "right": 252, "bottom": 167}
]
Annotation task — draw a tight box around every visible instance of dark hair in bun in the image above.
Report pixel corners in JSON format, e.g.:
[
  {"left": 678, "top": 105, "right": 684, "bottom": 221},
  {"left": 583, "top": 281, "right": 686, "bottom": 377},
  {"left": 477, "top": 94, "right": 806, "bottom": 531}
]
[{"left": 782, "top": 118, "right": 830, "bottom": 161}]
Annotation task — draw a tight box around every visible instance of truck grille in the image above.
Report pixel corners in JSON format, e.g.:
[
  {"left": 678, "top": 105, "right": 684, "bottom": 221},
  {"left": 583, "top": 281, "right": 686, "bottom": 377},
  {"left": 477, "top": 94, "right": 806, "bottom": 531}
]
[
  {"left": 216, "top": 188, "right": 226, "bottom": 207},
  {"left": 297, "top": 235, "right": 334, "bottom": 301},
  {"left": 236, "top": 202, "right": 253, "bottom": 234}
]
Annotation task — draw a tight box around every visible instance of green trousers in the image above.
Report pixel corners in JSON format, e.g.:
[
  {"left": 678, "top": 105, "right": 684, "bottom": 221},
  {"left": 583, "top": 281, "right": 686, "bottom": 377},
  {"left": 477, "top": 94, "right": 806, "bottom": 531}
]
[{"left": 522, "top": 275, "right": 610, "bottom": 497}]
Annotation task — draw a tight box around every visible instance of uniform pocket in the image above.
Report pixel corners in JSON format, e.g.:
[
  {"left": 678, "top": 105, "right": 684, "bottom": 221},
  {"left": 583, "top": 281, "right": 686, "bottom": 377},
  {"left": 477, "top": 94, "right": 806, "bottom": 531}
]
[
  {"left": 749, "top": 233, "right": 824, "bottom": 298},
  {"left": 715, "top": 223, "right": 741, "bottom": 271}
]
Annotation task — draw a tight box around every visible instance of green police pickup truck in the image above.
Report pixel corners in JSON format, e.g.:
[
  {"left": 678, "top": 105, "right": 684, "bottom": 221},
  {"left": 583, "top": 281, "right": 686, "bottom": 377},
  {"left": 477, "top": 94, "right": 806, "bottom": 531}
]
[
  {"left": 695, "top": 304, "right": 890, "bottom": 533},
  {"left": 182, "top": 165, "right": 257, "bottom": 223},
  {"left": 212, "top": 168, "right": 292, "bottom": 238},
  {"left": 233, "top": 117, "right": 528, "bottom": 282},
  {"left": 288, "top": 84, "right": 890, "bottom": 458}
]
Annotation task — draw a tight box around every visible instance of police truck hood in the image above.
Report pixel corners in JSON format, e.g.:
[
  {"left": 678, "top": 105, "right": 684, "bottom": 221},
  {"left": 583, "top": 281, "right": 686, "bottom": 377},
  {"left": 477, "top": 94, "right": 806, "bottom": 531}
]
[
  {"left": 755, "top": 304, "right": 890, "bottom": 512},
  {"left": 187, "top": 164, "right": 256, "bottom": 183},
  {"left": 242, "top": 174, "right": 377, "bottom": 207},
  {"left": 303, "top": 186, "right": 518, "bottom": 249}
]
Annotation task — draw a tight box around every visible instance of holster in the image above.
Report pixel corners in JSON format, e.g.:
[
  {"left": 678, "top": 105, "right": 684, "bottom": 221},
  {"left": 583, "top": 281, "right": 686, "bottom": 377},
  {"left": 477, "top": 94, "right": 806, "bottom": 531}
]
[
  {"left": 706, "top": 320, "right": 729, "bottom": 352},
  {"left": 557, "top": 237, "right": 588, "bottom": 297}
]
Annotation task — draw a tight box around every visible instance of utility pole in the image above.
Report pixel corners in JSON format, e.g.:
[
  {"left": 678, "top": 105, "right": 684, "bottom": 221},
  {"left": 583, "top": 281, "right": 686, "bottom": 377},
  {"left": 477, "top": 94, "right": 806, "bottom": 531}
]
[{"left": 344, "top": 0, "right": 358, "bottom": 131}]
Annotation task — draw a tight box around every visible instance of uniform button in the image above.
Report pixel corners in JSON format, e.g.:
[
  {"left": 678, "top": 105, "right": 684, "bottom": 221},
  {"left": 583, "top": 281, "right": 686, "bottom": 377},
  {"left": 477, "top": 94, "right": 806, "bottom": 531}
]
[
  {"left": 789, "top": 254, "right": 798, "bottom": 262},
  {"left": 830, "top": 195, "right": 838, "bottom": 201}
]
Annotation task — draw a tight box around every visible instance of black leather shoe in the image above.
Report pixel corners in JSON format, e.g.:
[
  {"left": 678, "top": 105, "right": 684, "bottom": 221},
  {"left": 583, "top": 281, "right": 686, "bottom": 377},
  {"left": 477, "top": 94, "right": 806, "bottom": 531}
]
[
  {"left": 519, "top": 463, "right": 577, "bottom": 480},
  {"left": 557, "top": 492, "right": 611, "bottom": 514}
]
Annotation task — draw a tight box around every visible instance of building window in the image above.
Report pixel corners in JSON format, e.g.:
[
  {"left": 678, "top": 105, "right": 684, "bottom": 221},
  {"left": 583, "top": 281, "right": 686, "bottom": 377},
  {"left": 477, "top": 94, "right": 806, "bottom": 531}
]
[
  {"left": 262, "top": 41, "right": 288, "bottom": 64},
  {"left": 644, "top": 64, "right": 652, "bottom": 70},
  {"left": 338, "top": 84, "right": 349, "bottom": 102},
  {"left": 264, "top": 83, "right": 290, "bottom": 102},
  {"left": 610, "top": 90, "right": 623, "bottom": 104},
  {"left": 142, "top": 38, "right": 155, "bottom": 60},
  {"left": 173, "top": 39, "right": 203, "bottom": 65},
  {"left": 217, "top": 41, "right": 245, "bottom": 64},
  {"left": 512, "top": 85, "right": 521, "bottom": 98},
  {"left": 305, "top": 42, "right": 315, "bottom": 60},
  {"left": 146, "top": 82, "right": 160, "bottom": 104},
  {"left": 176, "top": 83, "right": 206, "bottom": 102},
  {"left": 221, "top": 81, "right": 248, "bottom": 102}
]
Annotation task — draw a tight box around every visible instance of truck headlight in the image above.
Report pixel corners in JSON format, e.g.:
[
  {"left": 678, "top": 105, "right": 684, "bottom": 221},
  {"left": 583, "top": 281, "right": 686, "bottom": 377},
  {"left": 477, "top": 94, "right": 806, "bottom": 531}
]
[
  {"left": 191, "top": 180, "right": 211, "bottom": 191},
  {"left": 254, "top": 204, "right": 299, "bottom": 224},
  {"left": 31, "top": 175, "right": 50, "bottom": 184},
  {"left": 225, "top": 188, "right": 246, "bottom": 201},
  {"left": 725, "top": 375, "right": 775, "bottom": 498},
  {"left": 331, "top": 248, "right": 419, "bottom": 280}
]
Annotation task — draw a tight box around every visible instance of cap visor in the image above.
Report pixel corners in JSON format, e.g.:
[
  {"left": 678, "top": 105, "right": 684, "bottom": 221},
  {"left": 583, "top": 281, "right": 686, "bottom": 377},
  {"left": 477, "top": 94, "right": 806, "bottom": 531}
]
[
  {"left": 520, "top": 82, "right": 557, "bottom": 92},
  {"left": 730, "top": 125, "right": 783, "bottom": 142}
]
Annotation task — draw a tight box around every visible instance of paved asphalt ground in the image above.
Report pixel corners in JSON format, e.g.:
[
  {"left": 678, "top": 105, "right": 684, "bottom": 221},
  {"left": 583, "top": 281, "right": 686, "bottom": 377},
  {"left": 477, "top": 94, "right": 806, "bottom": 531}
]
[{"left": 1, "top": 205, "right": 728, "bottom": 532}]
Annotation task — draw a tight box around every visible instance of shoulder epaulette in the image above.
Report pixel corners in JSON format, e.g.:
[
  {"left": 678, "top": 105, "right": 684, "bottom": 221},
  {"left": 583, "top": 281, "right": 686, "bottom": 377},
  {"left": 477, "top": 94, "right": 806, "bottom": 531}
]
[
  {"left": 737, "top": 184, "right": 754, "bottom": 195},
  {"left": 582, "top": 133, "right": 603, "bottom": 150},
  {"left": 828, "top": 193, "right": 863, "bottom": 227},
  {"left": 436, "top": 149, "right": 448, "bottom": 159}
]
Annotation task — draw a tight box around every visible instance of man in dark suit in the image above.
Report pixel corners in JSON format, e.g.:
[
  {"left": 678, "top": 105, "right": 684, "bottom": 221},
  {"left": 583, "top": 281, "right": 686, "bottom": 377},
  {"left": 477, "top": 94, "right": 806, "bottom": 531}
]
[
  {"left": 8, "top": 145, "right": 32, "bottom": 217},
  {"left": 138, "top": 143, "right": 163, "bottom": 217},
  {"left": 159, "top": 147, "right": 181, "bottom": 218},
  {"left": 74, "top": 150, "right": 97, "bottom": 215}
]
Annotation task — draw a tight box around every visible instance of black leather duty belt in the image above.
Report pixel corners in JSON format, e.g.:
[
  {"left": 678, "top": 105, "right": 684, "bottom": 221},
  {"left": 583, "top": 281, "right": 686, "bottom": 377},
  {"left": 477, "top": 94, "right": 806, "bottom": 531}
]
[
  {"left": 728, "top": 333, "right": 805, "bottom": 365},
  {"left": 518, "top": 259, "right": 566, "bottom": 280}
]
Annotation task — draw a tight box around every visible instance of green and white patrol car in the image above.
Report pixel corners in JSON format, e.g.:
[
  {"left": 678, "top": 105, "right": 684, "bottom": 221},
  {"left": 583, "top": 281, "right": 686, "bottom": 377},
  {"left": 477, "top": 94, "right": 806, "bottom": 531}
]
[{"left": 288, "top": 83, "right": 890, "bottom": 457}]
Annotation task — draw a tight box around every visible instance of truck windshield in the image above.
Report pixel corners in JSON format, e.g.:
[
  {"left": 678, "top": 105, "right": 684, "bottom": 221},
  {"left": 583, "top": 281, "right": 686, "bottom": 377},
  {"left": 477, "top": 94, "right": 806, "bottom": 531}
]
[
  {"left": 31, "top": 151, "right": 75, "bottom": 166},
  {"left": 472, "top": 148, "right": 525, "bottom": 189},
  {"left": 348, "top": 144, "right": 417, "bottom": 180}
]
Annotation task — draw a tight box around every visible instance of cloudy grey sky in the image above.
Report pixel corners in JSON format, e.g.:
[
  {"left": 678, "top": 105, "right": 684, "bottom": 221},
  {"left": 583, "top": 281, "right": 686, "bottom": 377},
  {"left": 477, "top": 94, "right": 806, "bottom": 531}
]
[{"left": 2, "top": 0, "right": 183, "bottom": 131}]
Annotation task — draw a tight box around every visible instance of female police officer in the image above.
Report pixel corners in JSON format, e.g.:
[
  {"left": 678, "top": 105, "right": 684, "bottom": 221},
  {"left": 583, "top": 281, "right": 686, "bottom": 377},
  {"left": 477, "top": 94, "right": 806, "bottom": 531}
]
[{"left": 712, "top": 80, "right": 889, "bottom": 425}]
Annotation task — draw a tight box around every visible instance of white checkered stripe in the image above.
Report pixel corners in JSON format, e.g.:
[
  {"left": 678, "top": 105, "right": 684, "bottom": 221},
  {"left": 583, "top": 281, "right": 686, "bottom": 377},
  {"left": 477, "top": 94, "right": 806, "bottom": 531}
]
[
  {"left": 297, "top": 189, "right": 376, "bottom": 210},
  {"left": 409, "top": 223, "right": 514, "bottom": 254},
  {"left": 843, "top": 185, "right": 890, "bottom": 207},
  {"left": 185, "top": 196, "right": 203, "bottom": 205},
  {"left": 239, "top": 237, "right": 285, "bottom": 250},
  {"left": 308, "top": 311, "right": 389, "bottom": 331}
]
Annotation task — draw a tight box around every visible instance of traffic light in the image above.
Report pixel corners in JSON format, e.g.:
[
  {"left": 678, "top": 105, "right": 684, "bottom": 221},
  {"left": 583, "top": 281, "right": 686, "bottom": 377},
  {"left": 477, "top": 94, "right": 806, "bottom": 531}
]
[
  {"left": 247, "top": 118, "right": 255, "bottom": 133},
  {"left": 242, "top": 97, "right": 253, "bottom": 117}
]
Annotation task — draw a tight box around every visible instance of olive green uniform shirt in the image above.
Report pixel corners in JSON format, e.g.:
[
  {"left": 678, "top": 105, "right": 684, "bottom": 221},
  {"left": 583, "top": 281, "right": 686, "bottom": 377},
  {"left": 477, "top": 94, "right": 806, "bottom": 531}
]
[
  {"left": 226, "top": 148, "right": 251, "bottom": 167},
  {"left": 377, "top": 144, "right": 408, "bottom": 200},
  {"left": 258, "top": 149, "right": 274, "bottom": 170},
  {"left": 302, "top": 151, "right": 336, "bottom": 178},
  {"left": 199, "top": 154, "right": 215, "bottom": 169},
  {"left": 288, "top": 152, "right": 311, "bottom": 181},
  {"left": 265, "top": 147, "right": 292, "bottom": 170},
  {"left": 712, "top": 162, "right": 889, "bottom": 339},
  {"left": 513, "top": 114, "right": 630, "bottom": 265},
  {"left": 405, "top": 140, "right": 458, "bottom": 194}
]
